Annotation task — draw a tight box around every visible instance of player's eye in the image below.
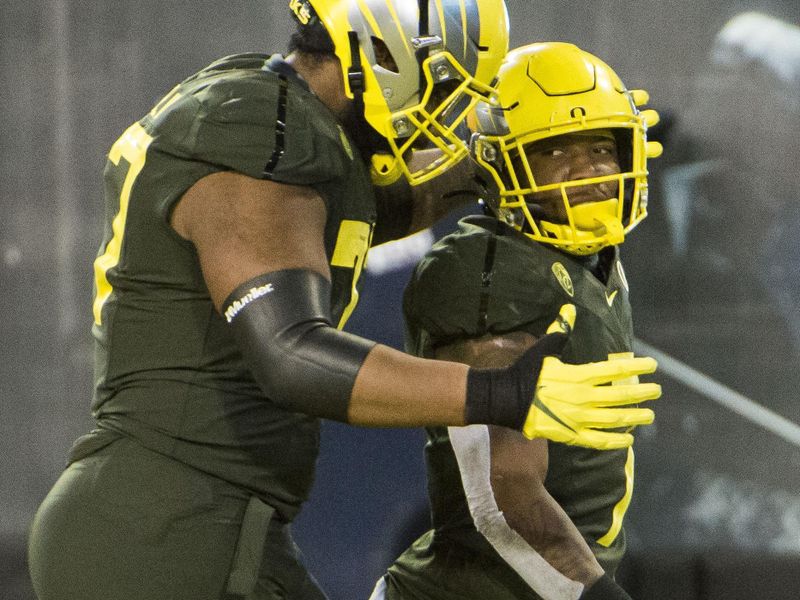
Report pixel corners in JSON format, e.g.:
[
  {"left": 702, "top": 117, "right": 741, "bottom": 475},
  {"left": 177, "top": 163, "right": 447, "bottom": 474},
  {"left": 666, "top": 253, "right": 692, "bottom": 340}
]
[
  {"left": 593, "top": 143, "right": 617, "bottom": 156},
  {"left": 541, "top": 148, "right": 565, "bottom": 158}
]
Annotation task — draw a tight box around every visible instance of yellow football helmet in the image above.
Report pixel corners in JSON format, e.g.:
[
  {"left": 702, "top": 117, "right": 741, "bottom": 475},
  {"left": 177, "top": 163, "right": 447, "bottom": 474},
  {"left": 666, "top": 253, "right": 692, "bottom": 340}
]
[
  {"left": 291, "top": 0, "right": 509, "bottom": 185},
  {"left": 471, "top": 42, "right": 663, "bottom": 254}
]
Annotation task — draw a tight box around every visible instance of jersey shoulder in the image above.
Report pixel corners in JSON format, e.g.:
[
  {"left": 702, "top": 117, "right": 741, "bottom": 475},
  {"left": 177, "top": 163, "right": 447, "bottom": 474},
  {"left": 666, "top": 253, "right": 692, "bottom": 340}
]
[
  {"left": 404, "top": 215, "right": 563, "bottom": 347},
  {"left": 144, "top": 53, "right": 357, "bottom": 185}
]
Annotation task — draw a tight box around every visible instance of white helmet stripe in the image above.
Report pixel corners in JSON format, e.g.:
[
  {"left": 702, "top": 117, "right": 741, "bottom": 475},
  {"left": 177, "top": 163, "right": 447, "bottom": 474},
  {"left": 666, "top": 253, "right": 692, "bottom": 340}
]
[{"left": 382, "top": 0, "right": 413, "bottom": 58}]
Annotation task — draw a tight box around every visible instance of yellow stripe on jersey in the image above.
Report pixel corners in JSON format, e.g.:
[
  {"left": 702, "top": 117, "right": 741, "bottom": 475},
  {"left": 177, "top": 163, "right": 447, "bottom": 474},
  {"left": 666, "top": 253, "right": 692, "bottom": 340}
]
[
  {"left": 150, "top": 86, "right": 182, "bottom": 119},
  {"left": 93, "top": 122, "right": 153, "bottom": 325},
  {"left": 595, "top": 350, "right": 637, "bottom": 546},
  {"left": 597, "top": 446, "right": 635, "bottom": 547},
  {"left": 330, "top": 219, "right": 373, "bottom": 329}
]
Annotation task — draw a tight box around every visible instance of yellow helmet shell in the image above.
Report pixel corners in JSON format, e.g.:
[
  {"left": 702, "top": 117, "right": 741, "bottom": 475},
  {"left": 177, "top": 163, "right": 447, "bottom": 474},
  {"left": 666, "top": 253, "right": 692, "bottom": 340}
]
[{"left": 472, "top": 42, "right": 662, "bottom": 254}]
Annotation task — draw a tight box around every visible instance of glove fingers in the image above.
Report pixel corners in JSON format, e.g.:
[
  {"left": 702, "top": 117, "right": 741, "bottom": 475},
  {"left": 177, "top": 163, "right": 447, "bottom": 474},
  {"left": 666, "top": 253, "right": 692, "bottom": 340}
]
[
  {"left": 539, "top": 382, "right": 661, "bottom": 407},
  {"left": 564, "top": 406, "right": 655, "bottom": 428},
  {"left": 571, "top": 428, "right": 634, "bottom": 450},
  {"left": 546, "top": 303, "right": 576, "bottom": 334},
  {"left": 575, "top": 382, "right": 662, "bottom": 406},
  {"left": 530, "top": 304, "right": 576, "bottom": 360},
  {"left": 546, "top": 357, "right": 658, "bottom": 386}
]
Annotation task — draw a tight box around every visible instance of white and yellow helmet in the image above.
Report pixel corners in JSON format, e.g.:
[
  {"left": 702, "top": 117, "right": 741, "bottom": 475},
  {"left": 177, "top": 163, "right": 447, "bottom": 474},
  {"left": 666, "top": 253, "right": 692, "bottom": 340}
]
[
  {"left": 291, "top": 0, "right": 509, "bottom": 185},
  {"left": 471, "top": 42, "right": 663, "bottom": 254}
]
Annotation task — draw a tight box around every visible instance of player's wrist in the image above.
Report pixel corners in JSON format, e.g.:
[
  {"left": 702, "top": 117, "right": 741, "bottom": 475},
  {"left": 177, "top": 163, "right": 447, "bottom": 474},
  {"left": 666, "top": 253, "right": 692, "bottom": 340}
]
[
  {"left": 464, "top": 364, "right": 528, "bottom": 428},
  {"left": 580, "top": 574, "right": 633, "bottom": 600}
]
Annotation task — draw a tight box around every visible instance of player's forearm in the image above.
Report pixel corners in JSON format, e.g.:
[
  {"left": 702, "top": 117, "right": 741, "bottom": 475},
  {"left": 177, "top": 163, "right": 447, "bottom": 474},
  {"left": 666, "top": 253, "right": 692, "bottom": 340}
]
[
  {"left": 502, "top": 498, "right": 631, "bottom": 598},
  {"left": 227, "top": 272, "right": 656, "bottom": 443},
  {"left": 502, "top": 497, "right": 605, "bottom": 586},
  {"left": 228, "top": 275, "right": 471, "bottom": 426},
  {"left": 349, "top": 339, "right": 559, "bottom": 429},
  {"left": 489, "top": 428, "right": 605, "bottom": 587},
  {"left": 347, "top": 344, "right": 469, "bottom": 426}
]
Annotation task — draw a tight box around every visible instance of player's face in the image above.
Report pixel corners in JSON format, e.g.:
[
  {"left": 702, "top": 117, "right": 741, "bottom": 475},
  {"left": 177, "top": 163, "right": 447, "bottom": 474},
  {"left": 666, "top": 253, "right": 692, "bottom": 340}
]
[{"left": 521, "top": 131, "right": 621, "bottom": 223}]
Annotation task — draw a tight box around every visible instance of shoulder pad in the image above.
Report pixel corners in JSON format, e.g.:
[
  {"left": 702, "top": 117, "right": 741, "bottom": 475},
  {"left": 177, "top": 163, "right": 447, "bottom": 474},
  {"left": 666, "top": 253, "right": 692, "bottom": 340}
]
[
  {"left": 404, "top": 217, "right": 561, "bottom": 343},
  {"left": 149, "top": 61, "right": 356, "bottom": 185}
]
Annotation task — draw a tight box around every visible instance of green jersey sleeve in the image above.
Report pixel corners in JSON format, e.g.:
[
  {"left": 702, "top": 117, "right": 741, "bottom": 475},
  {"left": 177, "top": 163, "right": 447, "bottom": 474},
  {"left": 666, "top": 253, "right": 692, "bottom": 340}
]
[{"left": 146, "top": 54, "right": 355, "bottom": 190}]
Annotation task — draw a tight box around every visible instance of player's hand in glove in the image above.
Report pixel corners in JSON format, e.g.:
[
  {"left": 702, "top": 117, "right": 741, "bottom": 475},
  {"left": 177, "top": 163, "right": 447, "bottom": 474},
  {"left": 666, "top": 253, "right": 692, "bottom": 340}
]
[{"left": 465, "top": 304, "right": 660, "bottom": 450}]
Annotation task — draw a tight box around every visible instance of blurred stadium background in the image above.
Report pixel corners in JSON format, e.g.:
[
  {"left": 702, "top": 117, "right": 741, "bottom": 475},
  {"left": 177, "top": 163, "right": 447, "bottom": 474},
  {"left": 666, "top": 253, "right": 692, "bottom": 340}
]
[{"left": 2, "top": 1, "right": 799, "bottom": 597}]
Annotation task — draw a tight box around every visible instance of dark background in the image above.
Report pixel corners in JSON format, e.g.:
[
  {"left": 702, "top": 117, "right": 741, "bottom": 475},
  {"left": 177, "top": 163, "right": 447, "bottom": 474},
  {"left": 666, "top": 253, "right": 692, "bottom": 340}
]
[{"left": 2, "top": 1, "right": 799, "bottom": 598}]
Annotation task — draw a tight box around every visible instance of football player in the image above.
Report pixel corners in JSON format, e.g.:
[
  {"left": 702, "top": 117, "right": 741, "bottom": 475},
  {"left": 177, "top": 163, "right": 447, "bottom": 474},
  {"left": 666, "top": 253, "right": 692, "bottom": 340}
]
[
  {"left": 27, "top": 2, "right": 659, "bottom": 598},
  {"left": 372, "top": 42, "right": 664, "bottom": 600}
]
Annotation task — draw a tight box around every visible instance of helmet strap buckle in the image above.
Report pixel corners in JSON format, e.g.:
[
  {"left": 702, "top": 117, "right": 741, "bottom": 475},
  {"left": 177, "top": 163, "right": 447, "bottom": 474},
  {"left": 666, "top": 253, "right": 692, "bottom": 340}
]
[{"left": 346, "top": 31, "right": 365, "bottom": 94}]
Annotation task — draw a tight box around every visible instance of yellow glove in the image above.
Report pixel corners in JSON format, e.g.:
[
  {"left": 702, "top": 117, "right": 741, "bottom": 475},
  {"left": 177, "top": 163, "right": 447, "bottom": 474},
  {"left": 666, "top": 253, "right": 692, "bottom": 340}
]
[{"left": 522, "top": 304, "right": 660, "bottom": 449}]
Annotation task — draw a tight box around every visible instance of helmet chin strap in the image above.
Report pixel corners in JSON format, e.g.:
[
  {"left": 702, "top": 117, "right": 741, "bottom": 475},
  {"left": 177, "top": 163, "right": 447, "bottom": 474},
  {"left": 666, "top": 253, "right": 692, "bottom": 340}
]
[{"left": 342, "top": 31, "right": 391, "bottom": 159}]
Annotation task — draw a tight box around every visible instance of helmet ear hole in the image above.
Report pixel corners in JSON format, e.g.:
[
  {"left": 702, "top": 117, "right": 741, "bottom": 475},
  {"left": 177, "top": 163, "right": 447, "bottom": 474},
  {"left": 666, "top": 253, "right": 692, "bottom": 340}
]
[{"left": 371, "top": 37, "right": 398, "bottom": 73}]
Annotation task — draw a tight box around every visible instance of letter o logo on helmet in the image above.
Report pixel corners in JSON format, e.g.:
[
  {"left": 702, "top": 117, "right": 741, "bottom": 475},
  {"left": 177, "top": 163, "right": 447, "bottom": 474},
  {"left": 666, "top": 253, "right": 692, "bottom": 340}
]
[{"left": 295, "top": 0, "right": 509, "bottom": 185}]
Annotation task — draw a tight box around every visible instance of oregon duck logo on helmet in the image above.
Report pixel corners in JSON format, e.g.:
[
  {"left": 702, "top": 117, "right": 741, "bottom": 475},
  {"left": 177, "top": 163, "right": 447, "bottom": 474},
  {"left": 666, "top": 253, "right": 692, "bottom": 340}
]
[
  {"left": 471, "top": 42, "right": 663, "bottom": 254},
  {"left": 292, "top": 0, "right": 509, "bottom": 185}
]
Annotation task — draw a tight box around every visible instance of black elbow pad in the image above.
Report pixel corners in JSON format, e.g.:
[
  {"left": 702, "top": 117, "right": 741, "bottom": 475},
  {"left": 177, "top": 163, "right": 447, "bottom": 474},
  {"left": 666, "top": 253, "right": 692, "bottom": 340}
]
[{"left": 222, "top": 269, "right": 375, "bottom": 421}]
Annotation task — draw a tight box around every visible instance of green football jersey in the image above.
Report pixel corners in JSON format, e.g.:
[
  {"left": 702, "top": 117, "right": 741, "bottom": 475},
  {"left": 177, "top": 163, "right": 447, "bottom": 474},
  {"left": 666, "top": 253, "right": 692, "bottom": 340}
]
[
  {"left": 394, "top": 215, "right": 636, "bottom": 595},
  {"left": 77, "top": 54, "right": 376, "bottom": 520}
]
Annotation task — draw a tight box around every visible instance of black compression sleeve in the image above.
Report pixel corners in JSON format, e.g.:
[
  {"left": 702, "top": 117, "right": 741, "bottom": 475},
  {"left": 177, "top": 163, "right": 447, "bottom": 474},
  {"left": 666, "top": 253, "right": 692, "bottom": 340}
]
[
  {"left": 580, "top": 574, "right": 633, "bottom": 600},
  {"left": 222, "top": 269, "right": 376, "bottom": 421}
]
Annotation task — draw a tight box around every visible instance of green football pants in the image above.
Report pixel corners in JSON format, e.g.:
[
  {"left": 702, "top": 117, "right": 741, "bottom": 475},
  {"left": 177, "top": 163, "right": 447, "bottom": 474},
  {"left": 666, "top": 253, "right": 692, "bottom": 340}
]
[{"left": 27, "top": 436, "right": 327, "bottom": 600}]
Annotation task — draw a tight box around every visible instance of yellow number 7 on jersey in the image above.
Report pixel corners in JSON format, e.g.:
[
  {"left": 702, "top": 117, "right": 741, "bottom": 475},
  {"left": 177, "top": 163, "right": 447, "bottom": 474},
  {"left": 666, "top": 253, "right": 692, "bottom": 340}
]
[{"left": 93, "top": 122, "right": 153, "bottom": 325}]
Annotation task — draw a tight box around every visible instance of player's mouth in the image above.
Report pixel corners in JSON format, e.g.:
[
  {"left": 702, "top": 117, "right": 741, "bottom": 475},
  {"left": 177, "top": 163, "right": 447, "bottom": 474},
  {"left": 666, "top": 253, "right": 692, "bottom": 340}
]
[{"left": 565, "top": 181, "right": 618, "bottom": 206}]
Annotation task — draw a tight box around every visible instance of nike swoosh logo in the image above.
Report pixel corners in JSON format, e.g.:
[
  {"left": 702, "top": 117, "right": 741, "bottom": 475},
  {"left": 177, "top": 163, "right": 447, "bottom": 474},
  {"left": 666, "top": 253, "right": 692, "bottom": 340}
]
[
  {"left": 605, "top": 290, "right": 618, "bottom": 307},
  {"left": 532, "top": 394, "right": 576, "bottom": 433}
]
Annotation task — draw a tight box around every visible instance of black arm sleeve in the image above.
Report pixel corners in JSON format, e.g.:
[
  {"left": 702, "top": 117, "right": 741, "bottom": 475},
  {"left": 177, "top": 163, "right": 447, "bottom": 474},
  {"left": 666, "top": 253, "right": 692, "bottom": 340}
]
[{"left": 223, "top": 269, "right": 376, "bottom": 421}]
